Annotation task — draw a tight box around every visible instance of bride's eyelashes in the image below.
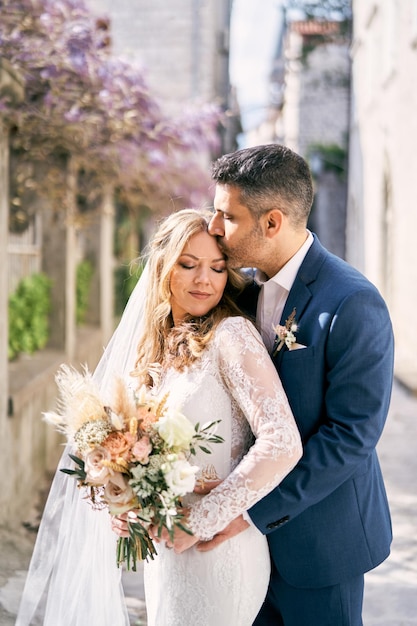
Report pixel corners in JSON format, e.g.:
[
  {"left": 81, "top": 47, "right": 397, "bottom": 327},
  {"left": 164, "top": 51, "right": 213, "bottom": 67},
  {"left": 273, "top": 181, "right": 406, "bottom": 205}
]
[{"left": 178, "top": 262, "right": 226, "bottom": 274}]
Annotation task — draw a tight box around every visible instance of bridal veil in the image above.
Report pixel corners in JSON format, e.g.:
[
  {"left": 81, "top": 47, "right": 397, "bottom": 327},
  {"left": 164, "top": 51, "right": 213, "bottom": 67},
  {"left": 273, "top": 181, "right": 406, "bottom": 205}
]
[{"left": 16, "top": 265, "right": 150, "bottom": 625}]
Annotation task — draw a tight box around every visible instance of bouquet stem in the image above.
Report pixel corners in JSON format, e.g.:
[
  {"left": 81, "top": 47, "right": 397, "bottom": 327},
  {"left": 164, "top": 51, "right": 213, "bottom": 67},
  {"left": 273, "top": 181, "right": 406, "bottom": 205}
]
[{"left": 117, "top": 523, "right": 157, "bottom": 571}]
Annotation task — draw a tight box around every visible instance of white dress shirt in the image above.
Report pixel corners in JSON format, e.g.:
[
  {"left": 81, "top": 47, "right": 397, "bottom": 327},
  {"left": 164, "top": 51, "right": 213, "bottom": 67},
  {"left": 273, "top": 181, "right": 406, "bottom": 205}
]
[{"left": 255, "top": 232, "right": 314, "bottom": 352}]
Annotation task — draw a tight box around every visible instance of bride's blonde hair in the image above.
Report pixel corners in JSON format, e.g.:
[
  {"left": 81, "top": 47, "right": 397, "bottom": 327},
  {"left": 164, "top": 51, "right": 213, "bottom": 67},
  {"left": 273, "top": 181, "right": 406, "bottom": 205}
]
[{"left": 132, "top": 209, "right": 248, "bottom": 386}]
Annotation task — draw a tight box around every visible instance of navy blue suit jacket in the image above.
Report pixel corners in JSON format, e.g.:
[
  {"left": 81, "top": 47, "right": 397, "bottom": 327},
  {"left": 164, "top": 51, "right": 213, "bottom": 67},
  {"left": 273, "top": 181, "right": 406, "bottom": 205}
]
[{"left": 246, "top": 235, "right": 394, "bottom": 589}]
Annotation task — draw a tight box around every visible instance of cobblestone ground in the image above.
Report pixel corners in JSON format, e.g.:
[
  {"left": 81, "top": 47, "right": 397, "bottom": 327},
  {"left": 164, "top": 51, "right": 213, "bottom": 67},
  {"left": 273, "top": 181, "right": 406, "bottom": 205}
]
[
  {"left": 0, "top": 528, "right": 147, "bottom": 626},
  {"left": 123, "top": 568, "right": 147, "bottom": 626},
  {"left": 1, "top": 381, "right": 416, "bottom": 625},
  {"left": 362, "top": 382, "right": 417, "bottom": 625}
]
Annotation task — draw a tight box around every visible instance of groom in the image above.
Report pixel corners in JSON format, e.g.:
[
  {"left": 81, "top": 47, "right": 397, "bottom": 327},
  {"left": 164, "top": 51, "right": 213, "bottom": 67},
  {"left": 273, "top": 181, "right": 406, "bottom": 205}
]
[{"left": 202, "top": 143, "right": 394, "bottom": 626}]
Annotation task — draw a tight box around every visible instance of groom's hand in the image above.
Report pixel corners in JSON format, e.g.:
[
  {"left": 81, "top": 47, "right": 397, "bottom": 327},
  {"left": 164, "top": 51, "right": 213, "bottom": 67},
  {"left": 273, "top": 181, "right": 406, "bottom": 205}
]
[{"left": 196, "top": 515, "right": 249, "bottom": 552}]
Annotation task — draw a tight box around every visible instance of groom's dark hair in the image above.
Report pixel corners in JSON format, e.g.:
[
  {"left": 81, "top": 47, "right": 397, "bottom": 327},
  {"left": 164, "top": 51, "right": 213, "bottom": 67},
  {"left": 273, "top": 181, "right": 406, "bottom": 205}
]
[{"left": 211, "top": 143, "right": 314, "bottom": 227}]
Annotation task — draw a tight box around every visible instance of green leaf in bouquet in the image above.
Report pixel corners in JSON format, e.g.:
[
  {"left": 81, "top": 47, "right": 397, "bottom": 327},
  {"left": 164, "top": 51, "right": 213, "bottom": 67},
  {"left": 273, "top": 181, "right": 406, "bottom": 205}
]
[
  {"left": 60, "top": 454, "right": 86, "bottom": 481},
  {"left": 68, "top": 453, "right": 85, "bottom": 468},
  {"left": 199, "top": 420, "right": 221, "bottom": 432},
  {"left": 193, "top": 421, "right": 224, "bottom": 444},
  {"left": 60, "top": 468, "right": 82, "bottom": 476},
  {"left": 197, "top": 445, "right": 212, "bottom": 455},
  {"left": 117, "top": 521, "right": 157, "bottom": 571}
]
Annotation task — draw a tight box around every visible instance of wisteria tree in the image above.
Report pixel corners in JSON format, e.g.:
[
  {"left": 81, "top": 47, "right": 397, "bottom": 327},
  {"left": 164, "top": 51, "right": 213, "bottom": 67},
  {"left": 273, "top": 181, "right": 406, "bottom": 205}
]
[{"left": 0, "top": 0, "right": 223, "bottom": 216}]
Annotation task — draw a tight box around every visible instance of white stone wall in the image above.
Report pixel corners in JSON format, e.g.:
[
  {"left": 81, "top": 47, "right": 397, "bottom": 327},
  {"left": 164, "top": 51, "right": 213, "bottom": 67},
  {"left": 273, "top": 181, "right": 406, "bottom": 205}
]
[
  {"left": 348, "top": 0, "right": 417, "bottom": 388},
  {"left": 86, "top": 0, "right": 226, "bottom": 112},
  {"left": 283, "top": 29, "right": 351, "bottom": 158},
  {"left": 298, "top": 42, "right": 350, "bottom": 157},
  {"left": 280, "top": 25, "right": 350, "bottom": 258}
]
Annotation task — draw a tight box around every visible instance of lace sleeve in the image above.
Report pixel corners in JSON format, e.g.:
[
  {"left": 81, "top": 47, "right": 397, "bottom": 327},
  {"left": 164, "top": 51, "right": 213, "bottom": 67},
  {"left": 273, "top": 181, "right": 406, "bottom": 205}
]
[{"left": 188, "top": 317, "right": 302, "bottom": 539}]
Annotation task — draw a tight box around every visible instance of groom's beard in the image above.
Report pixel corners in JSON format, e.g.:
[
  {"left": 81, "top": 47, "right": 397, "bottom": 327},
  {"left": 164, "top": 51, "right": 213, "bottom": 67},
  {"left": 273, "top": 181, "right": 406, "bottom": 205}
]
[{"left": 216, "top": 228, "right": 264, "bottom": 270}]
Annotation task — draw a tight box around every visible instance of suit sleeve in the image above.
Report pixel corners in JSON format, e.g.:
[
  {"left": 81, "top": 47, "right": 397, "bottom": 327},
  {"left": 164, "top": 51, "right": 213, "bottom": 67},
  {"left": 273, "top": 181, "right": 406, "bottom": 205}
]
[{"left": 248, "top": 287, "right": 395, "bottom": 533}]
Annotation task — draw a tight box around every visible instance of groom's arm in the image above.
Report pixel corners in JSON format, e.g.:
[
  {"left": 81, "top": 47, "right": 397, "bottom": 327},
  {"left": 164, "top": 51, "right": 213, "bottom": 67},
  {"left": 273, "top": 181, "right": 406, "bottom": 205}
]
[
  {"left": 198, "top": 286, "right": 394, "bottom": 550},
  {"left": 249, "top": 286, "right": 394, "bottom": 532}
]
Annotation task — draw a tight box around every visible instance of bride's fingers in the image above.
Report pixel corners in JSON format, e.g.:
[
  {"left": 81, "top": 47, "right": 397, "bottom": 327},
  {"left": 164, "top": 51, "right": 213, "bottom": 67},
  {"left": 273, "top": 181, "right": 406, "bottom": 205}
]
[
  {"left": 193, "top": 479, "right": 222, "bottom": 495},
  {"left": 110, "top": 517, "right": 130, "bottom": 538}
]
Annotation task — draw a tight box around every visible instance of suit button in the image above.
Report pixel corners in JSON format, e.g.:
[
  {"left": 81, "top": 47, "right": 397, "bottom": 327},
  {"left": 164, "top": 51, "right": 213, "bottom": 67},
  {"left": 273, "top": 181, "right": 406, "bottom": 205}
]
[{"left": 266, "top": 515, "right": 289, "bottom": 530}]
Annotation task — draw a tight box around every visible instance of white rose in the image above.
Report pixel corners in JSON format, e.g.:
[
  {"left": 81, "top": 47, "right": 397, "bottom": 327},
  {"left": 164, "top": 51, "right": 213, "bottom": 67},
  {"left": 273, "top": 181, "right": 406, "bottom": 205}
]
[
  {"left": 84, "top": 446, "right": 112, "bottom": 485},
  {"left": 103, "top": 472, "right": 138, "bottom": 515},
  {"left": 164, "top": 459, "right": 199, "bottom": 497},
  {"left": 156, "top": 410, "right": 195, "bottom": 449}
]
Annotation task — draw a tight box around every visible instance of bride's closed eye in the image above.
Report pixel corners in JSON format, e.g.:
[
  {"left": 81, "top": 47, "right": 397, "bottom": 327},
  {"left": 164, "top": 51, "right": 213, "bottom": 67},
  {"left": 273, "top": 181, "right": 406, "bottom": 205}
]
[{"left": 178, "top": 262, "right": 226, "bottom": 274}]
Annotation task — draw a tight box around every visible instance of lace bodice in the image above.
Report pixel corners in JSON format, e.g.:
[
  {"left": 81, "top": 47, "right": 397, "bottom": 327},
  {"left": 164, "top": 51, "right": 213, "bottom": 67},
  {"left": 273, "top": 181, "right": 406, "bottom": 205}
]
[{"left": 156, "top": 316, "right": 302, "bottom": 540}]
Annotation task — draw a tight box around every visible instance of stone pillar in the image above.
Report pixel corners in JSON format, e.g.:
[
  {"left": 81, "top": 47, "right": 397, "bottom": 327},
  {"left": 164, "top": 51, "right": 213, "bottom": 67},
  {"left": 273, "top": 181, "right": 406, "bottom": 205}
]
[
  {"left": 0, "top": 59, "right": 24, "bottom": 426},
  {"left": 42, "top": 155, "right": 77, "bottom": 359},
  {"left": 100, "top": 185, "right": 115, "bottom": 344},
  {"left": 83, "top": 185, "right": 115, "bottom": 346},
  {"left": 65, "top": 157, "right": 77, "bottom": 361},
  {"left": 0, "top": 121, "right": 9, "bottom": 428},
  {"left": 310, "top": 170, "right": 347, "bottom": 260}
]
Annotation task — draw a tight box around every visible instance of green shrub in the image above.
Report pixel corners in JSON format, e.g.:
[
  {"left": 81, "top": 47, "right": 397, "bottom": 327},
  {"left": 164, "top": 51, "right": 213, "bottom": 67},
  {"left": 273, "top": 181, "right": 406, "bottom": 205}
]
[
  {"left": 8, "top": 273, "right": 52, "bottom": 360},
  {"left": 114, "top": 263, "right": 142, "bottom": 316},
  {"left": 76, "top": 259, "right": 94, "bottom": 325},
  {"left": 307, "top": 143, "right": 347, "bottom": 179}
]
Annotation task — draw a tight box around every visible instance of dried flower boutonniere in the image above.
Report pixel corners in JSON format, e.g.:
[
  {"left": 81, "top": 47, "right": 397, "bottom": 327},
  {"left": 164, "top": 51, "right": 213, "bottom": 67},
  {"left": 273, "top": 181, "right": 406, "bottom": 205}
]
[{"left": 273, "top": 308, "right": 298, "bottom": 356}]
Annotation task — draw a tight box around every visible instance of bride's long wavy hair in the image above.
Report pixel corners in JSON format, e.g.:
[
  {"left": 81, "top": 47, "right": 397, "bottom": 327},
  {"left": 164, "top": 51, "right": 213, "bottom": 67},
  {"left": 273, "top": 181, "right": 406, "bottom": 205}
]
[{"left": 132, "top": 209, "right": 248, "bottom": 386}]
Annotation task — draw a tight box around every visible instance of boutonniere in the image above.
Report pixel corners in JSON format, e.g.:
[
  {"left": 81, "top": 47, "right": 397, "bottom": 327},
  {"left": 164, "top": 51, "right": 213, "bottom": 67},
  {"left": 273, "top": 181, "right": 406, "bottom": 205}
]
[{"left": 273, "top": 308, "right": 298, "bottom": 356}]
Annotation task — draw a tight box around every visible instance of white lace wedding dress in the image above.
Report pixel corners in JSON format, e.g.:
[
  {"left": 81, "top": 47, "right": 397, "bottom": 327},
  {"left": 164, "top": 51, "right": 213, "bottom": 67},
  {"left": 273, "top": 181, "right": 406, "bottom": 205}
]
[{"left": 144, "top": 316, "right": 301, "bottom": 626}]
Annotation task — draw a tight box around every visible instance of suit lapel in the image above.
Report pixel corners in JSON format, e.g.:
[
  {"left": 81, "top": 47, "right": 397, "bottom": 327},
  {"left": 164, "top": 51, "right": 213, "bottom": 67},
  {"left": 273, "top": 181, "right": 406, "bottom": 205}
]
[
  {"left": 272, "top": 235, "right": 327, "bottom": 367},
  {"left": 282, "top": 235, "right": 327, "bottom": 321}
]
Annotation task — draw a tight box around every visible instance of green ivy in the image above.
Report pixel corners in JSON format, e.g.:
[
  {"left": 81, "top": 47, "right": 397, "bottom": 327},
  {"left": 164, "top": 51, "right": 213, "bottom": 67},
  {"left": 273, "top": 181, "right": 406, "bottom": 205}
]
[
  {"left": 76, "top": 259, "right": 94, "bottom": 325},
  {"left": 8, "top": 273, "right": 52, "bottom": 360},
  {"left": 307, "top": 143, "right": 347, "bottom": 179}
]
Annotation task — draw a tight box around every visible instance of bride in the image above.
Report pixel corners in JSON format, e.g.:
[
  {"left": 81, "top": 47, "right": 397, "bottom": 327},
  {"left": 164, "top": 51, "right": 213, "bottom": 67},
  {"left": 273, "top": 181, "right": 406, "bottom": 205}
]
[
  {"left": 113, "top": 209, "right": 302, "bottom": 626},
  {"left": 17, "top": 208, "right": 301, "bottom": 626}
]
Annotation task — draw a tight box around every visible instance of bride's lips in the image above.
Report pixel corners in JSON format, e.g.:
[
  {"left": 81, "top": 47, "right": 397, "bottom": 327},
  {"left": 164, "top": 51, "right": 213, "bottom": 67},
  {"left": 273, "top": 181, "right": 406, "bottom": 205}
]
[{"left": 189, "top": 291, "right": 211, "bottom": 299}]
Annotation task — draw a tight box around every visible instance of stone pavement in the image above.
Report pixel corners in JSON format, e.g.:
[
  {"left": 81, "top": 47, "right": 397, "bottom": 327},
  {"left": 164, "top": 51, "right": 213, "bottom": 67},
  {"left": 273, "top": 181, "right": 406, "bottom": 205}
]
[
  {"left": 0, "top": 380, "right": 416, "bottom": 625},
  {"left": 361, "top": 381, "right": 417, "bottom": 625}
]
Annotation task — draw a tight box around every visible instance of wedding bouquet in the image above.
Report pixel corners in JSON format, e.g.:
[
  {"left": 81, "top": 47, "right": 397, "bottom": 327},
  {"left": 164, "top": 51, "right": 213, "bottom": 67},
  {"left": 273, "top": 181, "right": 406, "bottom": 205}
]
[{"left": 44, "top": 365, "right": 223, "bottom": 570}]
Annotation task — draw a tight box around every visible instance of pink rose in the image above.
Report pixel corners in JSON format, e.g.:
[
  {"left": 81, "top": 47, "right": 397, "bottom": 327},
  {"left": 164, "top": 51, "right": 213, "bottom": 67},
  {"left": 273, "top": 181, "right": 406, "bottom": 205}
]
[
  {"left": 84, "top": 446, "right": 112, "bottom": 486},
  {"left": 131, "top": 436, "right": 152, "bottom": 464},
  {"left": 103, "top": 472, "right": 138, "bottom": 516}
]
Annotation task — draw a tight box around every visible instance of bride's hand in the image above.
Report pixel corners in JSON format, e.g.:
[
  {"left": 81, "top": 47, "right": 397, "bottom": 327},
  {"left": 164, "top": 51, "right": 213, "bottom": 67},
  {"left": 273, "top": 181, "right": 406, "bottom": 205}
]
[
  {"left": 111, "top": 510, "right": 147, "bottom": 538},
  {"left": 149, "top": 509, "right": 199, "bottom": 554},
  {"left": 111, "top": 512, "right": 130, "bottom": 538},
  {"left": 193, "top": 478, "right": 222, "bottom": 495}
]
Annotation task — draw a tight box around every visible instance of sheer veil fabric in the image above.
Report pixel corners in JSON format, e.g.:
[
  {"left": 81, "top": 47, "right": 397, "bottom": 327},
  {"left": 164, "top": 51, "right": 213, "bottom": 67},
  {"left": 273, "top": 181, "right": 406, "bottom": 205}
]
[{"left": 16, "top": 266, "right": 150, "bottom": 625}]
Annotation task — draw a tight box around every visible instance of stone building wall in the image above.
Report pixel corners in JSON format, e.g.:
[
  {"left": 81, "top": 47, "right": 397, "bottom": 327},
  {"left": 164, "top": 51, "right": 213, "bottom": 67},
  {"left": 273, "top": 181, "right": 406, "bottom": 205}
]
[
  {"left": 290, "top": 40, "right": 351, "bottom": 158},
  {"left": 86, "top": 0, "right": 230, "bottom": 113},
  {"left": 282, "top": 22, "right": 351, "bottom": 259},
  {"left": 3, "top": 327, "right": 104, "bottom": 526},
  {"left": 348, "top": 0, "right": 417, "bottom": 390},
  {"left": 276, "top": 22, "right": 350, "bottom": 156}
]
